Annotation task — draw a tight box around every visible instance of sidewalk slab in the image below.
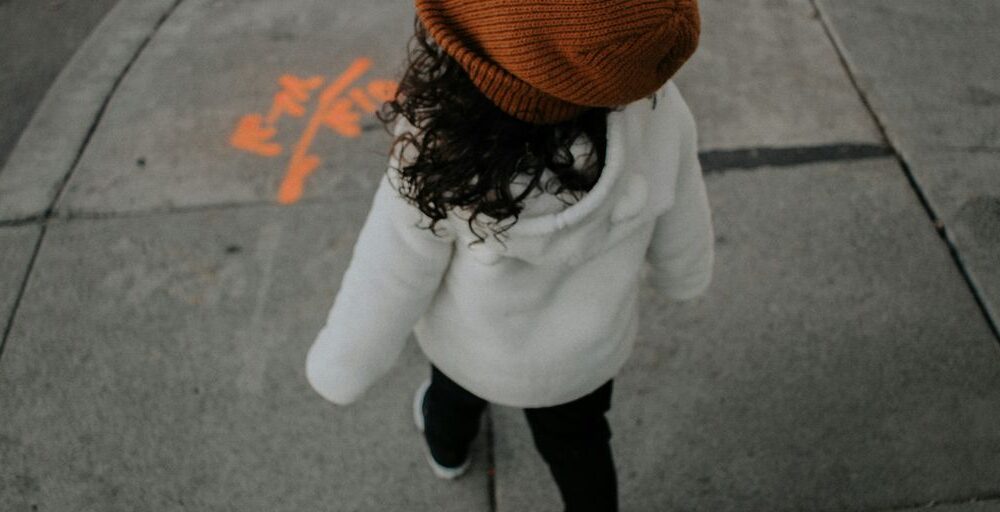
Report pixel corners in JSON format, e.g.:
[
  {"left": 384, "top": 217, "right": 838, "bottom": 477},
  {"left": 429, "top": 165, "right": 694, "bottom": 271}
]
[
  {"left": 816, "top": 0, "right": 1000, "bottom": 153},
  {"left": 0, "top": 0, "right": 179, "bottom": 222},
  {"left": 0, "top": 202, "right": 489, "bottom": 511},
  {"left": 54, "top": 0, "right": 890, "bottom": 217},
  {"left": 673, "top": 0, "right": 882, "bottom": 150},
  {"left": 816, "top": 0, "right": 1000, "bottom": 330},
  {"left": 0, "top": 225, "right": 40, "bottom": 337},
  {"left": 494, "top": 159, "right": 1000, "bottom": 511},
  {"left": 57, "top": 0, "right": 412, "bottom": 216},
  {"left": 919, "top": 151, "right": 1000, "bottom": 325}
]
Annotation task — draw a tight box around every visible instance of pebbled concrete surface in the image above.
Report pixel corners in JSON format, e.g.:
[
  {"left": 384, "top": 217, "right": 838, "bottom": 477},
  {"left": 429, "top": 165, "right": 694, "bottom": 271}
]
[
  {"left": 57, "top": 0, "right": 412, "bottom": 215},
  {"left": 494, "top": 159, "right": 1000, "bottom": 512},
  {"left": 1, "top": 0, "right": 998, "bottom": 510},
  {"left": 898, "top": 503, "right": 1000, "bottom": 512},
  {"left": 919, "top": 151, "right": 1000, "bottom": 325},
  {"left": 0, "top": 226, "right": 41, "bottom": 340},
  {"left": 0, "top": 202, "right": 490, "bottom": 512},
  {"left": 52, "top": 0, "right": 890, "bottom": 216},
  {"left": 816, "top": 0, "right": 1000, "bottom": 153},
  {"left": 0, "top": 0, "right": 180, "bottom": 222},
  {"left": 674, "top": 0, "right": 883, "bottom": 150},
  {"left": 816, "top": 0, "right": 1000, "bottom": 332}
]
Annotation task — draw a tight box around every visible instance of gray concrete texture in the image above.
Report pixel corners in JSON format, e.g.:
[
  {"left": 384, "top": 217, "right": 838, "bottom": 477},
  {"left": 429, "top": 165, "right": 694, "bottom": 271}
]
[
  {"left": 924, "top": 151, "right": 1000, "bottom": 327},
  {"left": 28, "top": 0, "right": 884, "bottom": 217},
  {"left": 1, "top": 0, "right": 999, "bottom": 510},
  {"left": 899, "top": 503, "right": 1000, "bottom": 512},
  {"left": 494, "top": 159, "right": 1000, "bottom": 511},
  {"left": 816, "top": 0, "right": 1000, "bottom": 334},
  {"left": 674, "top": 0, "right": 883, "bottom": 150},
  {"left": 0, "top": 226, "right": 41, "bottom": 337},
  {"left": 56, "top": 0, "right": 412, "bottom": 215},
  {"left": 0, "top": 202, "right": 490, "bottom": 511},
  {"left": 0, "top": 0, "right": 179, "bottom": 222},
  {"left": 816, "top": 0, "right": 1000, "bottom": 153}
]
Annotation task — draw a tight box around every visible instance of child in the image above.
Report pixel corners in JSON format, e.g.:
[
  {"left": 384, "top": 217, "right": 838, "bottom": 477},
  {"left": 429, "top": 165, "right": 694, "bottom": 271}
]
[{"left": 306, "top": 1, "right": 711, "bottom": 510}]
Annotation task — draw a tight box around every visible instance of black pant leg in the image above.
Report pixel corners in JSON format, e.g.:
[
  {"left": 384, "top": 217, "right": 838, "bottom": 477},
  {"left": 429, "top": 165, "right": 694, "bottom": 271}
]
[
  {"left": 424, "top": 365, "right": 489, "bottom": 467},
  {"left": 524, "top": 380, "right": 618, "bottom": 512}
]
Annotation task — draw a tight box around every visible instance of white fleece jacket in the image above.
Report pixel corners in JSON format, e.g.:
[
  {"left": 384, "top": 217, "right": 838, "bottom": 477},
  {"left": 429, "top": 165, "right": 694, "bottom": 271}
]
[{"left": 306, "top": 81, "right": 714, "bottom": 408}]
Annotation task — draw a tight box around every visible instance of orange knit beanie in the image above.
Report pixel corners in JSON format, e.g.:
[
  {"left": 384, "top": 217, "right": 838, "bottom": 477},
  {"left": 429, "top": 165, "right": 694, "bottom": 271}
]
[{"left": 414, "top": 0, "right": 701, "bottom": 124}]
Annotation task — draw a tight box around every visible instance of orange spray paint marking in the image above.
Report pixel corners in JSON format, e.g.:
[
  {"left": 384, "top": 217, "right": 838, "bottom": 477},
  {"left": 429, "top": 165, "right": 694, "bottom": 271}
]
[
  {"left": 321, "top": 98, "right": 363, "bottom": 138},
  {"left": 230, "top": 114, "right": 283, "bottom": 157},
  {"left": 230, "top": 60, "right": 398, "bottom": 205},
  {"left": 366, "top": 80, "right": 397, "bottom": 102},
  {"left": 231, "top": 74, "right": 326, "bottom": 157},
  {"left": 277, "top": 57, "right": 372, "bottom": 205},
  {"left": 267, "top": 75, "right": 325, "bottom": 123},
  {"left": 348, "top": 88, "right": 377, "bottom": 114}
]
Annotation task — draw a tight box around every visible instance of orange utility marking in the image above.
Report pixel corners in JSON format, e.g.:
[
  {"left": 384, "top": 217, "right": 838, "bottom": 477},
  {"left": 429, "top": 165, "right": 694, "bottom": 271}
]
[
  {"left": 348, "top": 88, "right": 377, "bottom": 114},
  {"left": 366, "top": 80, "right": 397, "bottom": 102},
  {"left": 322, "top": 97, "right": 363, "bottom": 137},
  {"left": 230, "top": 63, "right": 399, "bottom": 205},
  {"left": 232, "top": 74, "right": 324, "bottom": 157},
  {"left": 277, "top": 57, "right": 372, "bottom": 205},
  {"left": 266, "top": 75, "right": 325, "bottom": 124},
  {"left": 230, "top": 114, "right": 282, "bottom": 157}
]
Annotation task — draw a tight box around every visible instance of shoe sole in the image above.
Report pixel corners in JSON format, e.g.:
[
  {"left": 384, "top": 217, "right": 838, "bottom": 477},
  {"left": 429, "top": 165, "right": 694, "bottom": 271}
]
[
  {"left": 413, "top": 379, "right": 471, "bottom": 480},
  {"left": 414, "top": 379, "right": 430, "bottom": 433}
]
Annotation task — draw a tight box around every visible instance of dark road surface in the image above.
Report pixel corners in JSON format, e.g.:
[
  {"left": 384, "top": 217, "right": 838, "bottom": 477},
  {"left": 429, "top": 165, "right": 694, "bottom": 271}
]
[{"left": 0, "top": 0, "right": 120, "bottom": 168}]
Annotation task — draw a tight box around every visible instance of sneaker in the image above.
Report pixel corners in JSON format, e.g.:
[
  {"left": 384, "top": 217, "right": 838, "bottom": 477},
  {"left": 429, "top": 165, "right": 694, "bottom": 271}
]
[{"left": 413, "top": 379, "right": 471, "bottom": 480}]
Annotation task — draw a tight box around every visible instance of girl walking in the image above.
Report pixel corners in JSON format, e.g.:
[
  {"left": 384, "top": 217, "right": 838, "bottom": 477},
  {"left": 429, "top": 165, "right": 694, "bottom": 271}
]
[{"left": 306, "top": 1, "right": 711, "bottom": 510}]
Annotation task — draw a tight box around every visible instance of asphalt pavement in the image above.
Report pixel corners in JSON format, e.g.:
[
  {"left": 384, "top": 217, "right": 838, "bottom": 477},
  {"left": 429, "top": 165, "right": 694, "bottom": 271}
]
[
  {"left": 0, "top": 0, "right": 120, "bottom": 168},
  {"left": 1, "top": 0, "right": 998, "bottom": 510}
]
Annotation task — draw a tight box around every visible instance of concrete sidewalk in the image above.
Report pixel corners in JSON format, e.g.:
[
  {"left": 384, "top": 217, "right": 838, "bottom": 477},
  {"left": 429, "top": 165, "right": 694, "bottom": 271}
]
[{"left": 1, "top": 0, "right": 998, "bottom": 510}]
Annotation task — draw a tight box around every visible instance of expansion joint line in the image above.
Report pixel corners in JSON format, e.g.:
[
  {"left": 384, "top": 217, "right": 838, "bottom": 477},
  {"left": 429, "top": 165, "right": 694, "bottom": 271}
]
[
  {"left": 810, "top": 0, "right": 1000, "bottom": 345},
  {"left": 0, "top": 0, "right": 187, "bottom": 364},
  {"left": 0, "top": 224, "right": 46, "bottom": 363},
  {"left": 486, "top": 406, "right": 498, "bottom": 512},
  {"left": 49, "top": 0, "right": 188, "bottom": 219}
]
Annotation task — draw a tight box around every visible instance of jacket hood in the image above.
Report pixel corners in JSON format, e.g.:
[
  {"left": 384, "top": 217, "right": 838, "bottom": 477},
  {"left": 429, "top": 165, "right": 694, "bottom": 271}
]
[{"left": 443, "top": 82, "right": 685, "bottom": 267}]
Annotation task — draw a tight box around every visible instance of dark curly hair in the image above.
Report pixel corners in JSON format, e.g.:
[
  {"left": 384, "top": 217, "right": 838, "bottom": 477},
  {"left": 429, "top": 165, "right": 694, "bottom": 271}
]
[{"left": 377, "top": 16, "right": 619, "bottom": 246}]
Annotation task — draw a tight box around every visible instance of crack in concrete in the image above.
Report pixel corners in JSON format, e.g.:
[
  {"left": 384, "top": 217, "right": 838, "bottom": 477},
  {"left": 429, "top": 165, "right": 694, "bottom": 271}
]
[
  {"left": 0, "top": 224, "right": 45, "bottom": 364},
  {"left": 0, "top": 141, "right": 901, "bottom": 229},
  {"left": 48, "top": 0, "right": 186, "bottom": 218},
  {"left": 485, "top": 407, "right": 498, "bottom": 512},
  {"left": 811, "top": 0, "right": 1000, "bottom": 346}
]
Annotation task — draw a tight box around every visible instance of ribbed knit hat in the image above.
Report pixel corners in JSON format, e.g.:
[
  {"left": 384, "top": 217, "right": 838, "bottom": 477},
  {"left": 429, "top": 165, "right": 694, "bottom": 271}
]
[{"left": 414, "top": 0, "right": 701, "bottom": 124}]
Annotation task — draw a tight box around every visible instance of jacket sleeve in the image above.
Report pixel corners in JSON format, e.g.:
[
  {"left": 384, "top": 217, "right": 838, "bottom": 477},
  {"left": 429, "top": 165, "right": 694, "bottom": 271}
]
[
  {"left": 645, "top": 110, "right": 715, "bottom": 301},
  {"left": 305, "top": 155, "right": 455, "bottom": 405}
]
